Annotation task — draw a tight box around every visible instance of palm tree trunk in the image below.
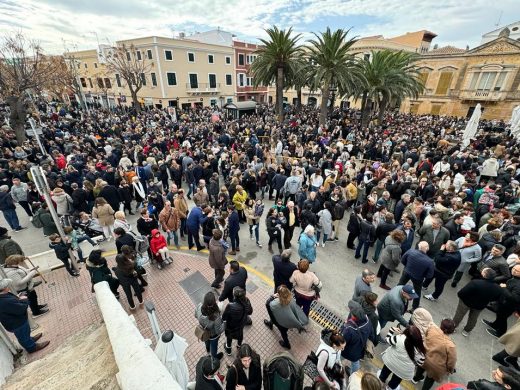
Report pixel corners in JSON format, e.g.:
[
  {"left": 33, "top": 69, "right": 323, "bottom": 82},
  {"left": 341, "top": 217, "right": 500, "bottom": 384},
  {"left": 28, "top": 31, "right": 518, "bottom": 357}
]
[
  {"left": 319, "top": 82, "right": 330, "bottom": 127},
  {"left": 378, "top": 96, "right": 388, "bottom": 125},
  {"left": 276, "top": 67, "right": 284, "bottom": 121},
  {"left": 296, "top": 87, "right": 302, "bottom": 111}
]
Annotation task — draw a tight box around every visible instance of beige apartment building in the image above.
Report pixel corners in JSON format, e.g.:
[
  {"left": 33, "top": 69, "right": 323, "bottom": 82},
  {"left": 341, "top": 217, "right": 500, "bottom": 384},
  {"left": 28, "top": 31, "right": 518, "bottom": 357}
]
[{"left": 69, "top": 36, "right": 236, "bottom": 110}]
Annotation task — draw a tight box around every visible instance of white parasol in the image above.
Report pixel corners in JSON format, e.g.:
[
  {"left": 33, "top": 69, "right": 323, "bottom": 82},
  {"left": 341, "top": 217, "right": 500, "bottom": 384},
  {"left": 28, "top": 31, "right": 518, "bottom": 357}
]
[
  {"left": 462, "top": 103, "right": 482, "bottom": 147},
  {"left": 154, "top": 331, "right": 189, "bottom": 389},
  {"left": 510, "top": 105, "right": 520, "bottom": 138}
]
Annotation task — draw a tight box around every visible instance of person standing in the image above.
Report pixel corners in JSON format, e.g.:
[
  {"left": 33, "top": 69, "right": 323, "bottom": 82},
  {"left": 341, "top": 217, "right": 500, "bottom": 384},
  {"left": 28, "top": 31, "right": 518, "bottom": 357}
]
[
  {"left": 290, "top": 260, "right": 321, "bottom": 317},
  {"left": 159, "top": 201, "right": 181, "bottom": 250},
  {"left": 0, "top": 227, "right": 24, "bottom": 266},
  {"left": 272, "top": 249, "right": 297, "bottom": 292},
  {"left": 355, "top": 213, "right": 376, "bottom": 263},
  {"left": 112, "top": 254, "right": 144, "bottom": 311},
  {"left": 227, "top": 205, "right": 240, "bottom": 255},
  {"left": 452, "top": 268, "right": 503, "bottom": 337},
  {"left": 49, "top": 234, "right": 79, "bottom": 277},
  {"left": 346, "top": 206, "right": 363, "bottom": 250},
  {"left": 417, "top": 218, "right": 450, "bottom": 258},
  {"left": 225, "top": 344, "right": 262, "bottom": 389},
  {"left": 208, "top": 230, "right": 228, "bottom": 289},
  {"left": 195, "top": 292, "right": 225, "bottom": 360},
  {"left": 173, "top": 189, "right": 189, "bottom": 240},
  {"left": 423, "top": 241, "right": 461, "bottom": 302},
  {"left": 186, "top": 205, "right": 210, "bottom": 251},
  {"left": 218, "top": 261, "right": 247, "bottom": 303},
  {"left": 352, "top": 269, "right": 376, "bottom": 300},
  {"left": 316, "top": 202, "right": 333, "bottom": 248},
  {"left": 377, "top": 229, "right": 406, "bottom": 290},
  {"left": 298, "top": 225, "right": 317, "bottom": 263},
  {"left": 265, "top": 208, "right": 283, "bottom": 254},
  {"left": 377, "top": 285, "right": 418, "bottom": 329},
  {"left": 0, "top": 185, "right": 25, "bottom": 232},
  {"left": 398, "top": 242, "right": 434, "bottom": 311},
  {"left": 491, "top": 308, "right": 520, "bottom": 369},
  {"left": 222, "top": 288, "right": 253, "bottom": 355},
  {"left": 10, "top": 178, "right": 33, "bottom": 219},
  {"left": 0, "top": 278, "right": 50, "bottom": 353},
  {"left": 92, "top": 197, "right": 115, "bottom": 240},
  {"left": 282, "top": 201, "right": 298, "bottom": 249},
  {"left": 373, "top": 213, "right": 397, "bottom": 263}
]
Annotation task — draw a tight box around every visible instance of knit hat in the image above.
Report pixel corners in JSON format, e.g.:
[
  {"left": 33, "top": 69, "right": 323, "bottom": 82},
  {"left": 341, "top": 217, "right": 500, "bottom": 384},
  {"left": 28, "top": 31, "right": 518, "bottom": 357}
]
[
  {"left": 201, "top": 356, "right": 220, "bottom": 376},
  {"left": 347, "top": 300, "right": 365, "bottom": 320}
]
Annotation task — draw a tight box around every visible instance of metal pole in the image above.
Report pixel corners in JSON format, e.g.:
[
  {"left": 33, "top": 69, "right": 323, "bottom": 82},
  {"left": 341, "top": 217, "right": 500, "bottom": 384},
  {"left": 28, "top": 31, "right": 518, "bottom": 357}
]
[
  {"left": 28, "top": 118, "right": 47, "bottom": 156},
  {"left": 30, "top": 166, "right": 79, "bottom": 273}
]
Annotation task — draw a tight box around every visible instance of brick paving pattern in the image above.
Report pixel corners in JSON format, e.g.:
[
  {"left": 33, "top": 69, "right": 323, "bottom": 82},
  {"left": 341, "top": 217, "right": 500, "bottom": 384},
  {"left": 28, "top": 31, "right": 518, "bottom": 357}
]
[{"left": 27, "top": 249, "right": 323, "bottom": 379}]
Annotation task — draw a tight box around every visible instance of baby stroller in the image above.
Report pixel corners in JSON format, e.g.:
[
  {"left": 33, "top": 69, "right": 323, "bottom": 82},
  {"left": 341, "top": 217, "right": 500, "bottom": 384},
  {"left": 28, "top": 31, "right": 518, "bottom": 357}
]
[
  {"left": 72, "top": 217, "right": 104, "bottom": 239},
  {"left": 263, "top": 352, "right": 304, "bottom": 390}
]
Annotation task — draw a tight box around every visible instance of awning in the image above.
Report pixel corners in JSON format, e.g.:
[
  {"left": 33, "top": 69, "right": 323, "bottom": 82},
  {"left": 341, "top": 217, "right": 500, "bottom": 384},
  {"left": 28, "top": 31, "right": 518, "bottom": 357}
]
[{"left": 224, "top": 101, "right": 258, "bottom": 110}]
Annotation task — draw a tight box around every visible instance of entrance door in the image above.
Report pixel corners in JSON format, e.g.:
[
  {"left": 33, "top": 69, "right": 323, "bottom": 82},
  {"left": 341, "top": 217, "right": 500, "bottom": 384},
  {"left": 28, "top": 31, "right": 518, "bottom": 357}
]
[
  {"left": 168, "top": 100, "right": 178, "bottom": 107},
  {"left": 181, "top": 103, "right": 191, "bottom": 110}
]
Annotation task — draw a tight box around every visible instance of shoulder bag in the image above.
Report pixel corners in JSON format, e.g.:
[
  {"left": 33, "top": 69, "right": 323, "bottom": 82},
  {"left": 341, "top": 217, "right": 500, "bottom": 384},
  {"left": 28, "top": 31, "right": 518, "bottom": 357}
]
[{"left": 194, "top": 321, "right": 211, "bottom": 342}]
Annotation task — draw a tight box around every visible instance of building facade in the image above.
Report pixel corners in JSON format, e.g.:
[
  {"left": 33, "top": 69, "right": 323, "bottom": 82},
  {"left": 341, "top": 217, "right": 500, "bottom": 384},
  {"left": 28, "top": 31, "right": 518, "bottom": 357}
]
[
  {"left": 401, "top": 35, "right": 520, "bottom": 120},
  {"left": 233, "top": 40, "right": 268, "bottom": 102}
]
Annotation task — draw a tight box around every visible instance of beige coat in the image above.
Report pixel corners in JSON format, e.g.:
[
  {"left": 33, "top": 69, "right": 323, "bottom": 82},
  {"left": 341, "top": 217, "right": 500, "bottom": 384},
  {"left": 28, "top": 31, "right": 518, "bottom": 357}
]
[
  {"left": 422, "top": 326, "right": 457, "bottom": 382},
  {"left": 499, "top": 317, "right": 520, "bottom": 357},
  {"left": 173, "top": 197, "right": 188, "bottom": 218},
  {"left": 92, "top": 204, "right": 115, "bottom": 226}
]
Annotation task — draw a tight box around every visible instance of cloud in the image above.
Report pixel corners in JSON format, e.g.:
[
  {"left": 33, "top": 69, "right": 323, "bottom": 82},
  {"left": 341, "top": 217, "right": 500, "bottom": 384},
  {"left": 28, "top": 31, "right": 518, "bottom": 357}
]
[{"left": 0, "top": 0, "right": 518, "bottom": 53}]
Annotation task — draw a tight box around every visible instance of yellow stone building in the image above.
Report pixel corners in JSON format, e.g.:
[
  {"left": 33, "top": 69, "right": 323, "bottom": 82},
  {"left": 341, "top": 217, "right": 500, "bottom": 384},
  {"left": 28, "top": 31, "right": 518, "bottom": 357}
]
[{"left": 402, "top": 35, "right": 520, "bottom": 120}]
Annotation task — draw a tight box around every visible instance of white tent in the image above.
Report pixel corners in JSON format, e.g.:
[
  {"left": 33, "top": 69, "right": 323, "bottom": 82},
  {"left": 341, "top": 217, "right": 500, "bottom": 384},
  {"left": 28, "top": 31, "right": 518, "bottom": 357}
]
[
  {"left": 462, "top": 103, "right": 482, "bottom": 147},
  {"left": 510, "top": 105, "right": 520, "bottom": 138},
  {"left": 155, "top": 332, "right": 189, "bottom": 389}
]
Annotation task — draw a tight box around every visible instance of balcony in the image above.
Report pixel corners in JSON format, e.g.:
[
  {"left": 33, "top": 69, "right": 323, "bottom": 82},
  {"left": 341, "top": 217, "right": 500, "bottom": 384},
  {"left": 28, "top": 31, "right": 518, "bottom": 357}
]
[
  {"left": 185, "top": 83, "right": 220, "bottom": 94},
  {"left": 459, "top": 89, "right": 508, "bottom": 101}
]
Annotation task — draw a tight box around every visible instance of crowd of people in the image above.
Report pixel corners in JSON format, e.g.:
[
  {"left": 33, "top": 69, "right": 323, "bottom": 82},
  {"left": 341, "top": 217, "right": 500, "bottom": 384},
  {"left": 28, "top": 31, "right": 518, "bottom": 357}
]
[{"left": 0, "top": 101, "right": 519, "bottom": 390}]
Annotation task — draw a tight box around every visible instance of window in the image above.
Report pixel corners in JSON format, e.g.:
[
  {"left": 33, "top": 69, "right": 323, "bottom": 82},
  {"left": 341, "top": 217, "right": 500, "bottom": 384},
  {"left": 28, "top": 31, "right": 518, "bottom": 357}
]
[
  {"left": 140, "top": 73, "right": 146, "bottom": 86},
  {"left": 469, "top": 73, "right": 480, "bottom": 90},
  {"left": 166, "top": 72, "right": 177, "bottom": 86},
  {"left": 188, "top": 52, "right": 195, "bottom": 62},
  {"left": 238, "top": 73, "right": 245, "bottom": 87},
  {"left": 80, "top": 78, "right": 87, "bottom": 88},
  {"left": 477, "top": 72, "right": 498, "bottom": 91},
  {"left": 246, "top": 77, "right": 252, "bottom": 86},
  {"left": 97, "top": 78, "right": 104, "bottom": 88},
  {"left": 189, "top": 73, "right": 198, "bottom": 88},
  {"left": 225, "top": 56, "right": 231, "bottom": 65},
  {"left": 84, "top": 63, "right": 88, "bottom": 69},
  {"left": 88, "top": 78, "right": 93, "bottom": 88},
  {"left": 418, "top": 72, "right": 429, "bottom": 87},
  {"left": 208, "top": 54, "right": 214, "bottom": 64},
  {"left": 227, "top": 98, "right": 233, "bottom": 103},
  {"left": 126, "top": 52, "right": 131, "bottom": 61},
  {"left": 210, "top": 99, "right": 217, "bottom": 106},
  {"left": 225, "top": 74, "right": 232, "bottom": 86},
  {"left": 494, "top": 72, "right": 507, "bottom": 91},
  {"left": 94, "top": 62, "right": 98, "bottom": 68},
  {"left": 364, "top": 53, "right": 370, "bottom": 61},
  {"left": 136, "top": 50, "right": 142, "bottom": 61},
  {"left": 435, "top": 72, "right": 453, "bottom": 95},
  {"left": 147, "top": 49, "right": 152, "bottom": 60},
  {"left": 238, "top": 54, "right": 245, "bottom": 66},
  {"left": 164, "top": 50, "right": 173, "bottom": 61},
  {"left": 115, "top": 74, "right": 122, "bottom": 88},
  {"left": 208, "top": 74, "right": 216, "bottom": 88},
  {"left": 104, "top": 78, "right": 112, "bottom": 88},
  {"left": 151, "top": 72, "right": 157, "bottom": 87}
]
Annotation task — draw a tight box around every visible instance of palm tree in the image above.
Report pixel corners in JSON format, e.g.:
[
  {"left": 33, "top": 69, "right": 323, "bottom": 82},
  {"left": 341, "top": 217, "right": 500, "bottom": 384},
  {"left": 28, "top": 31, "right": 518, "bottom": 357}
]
[
  {"left": 355, "top": 50, "right": 424, "bottom": 127},
  {"left": 307, "top": 28, "right": 363, "bottom": 126},
  {"left": 250, "top": 27, "right": 302, "bottom": 120}
]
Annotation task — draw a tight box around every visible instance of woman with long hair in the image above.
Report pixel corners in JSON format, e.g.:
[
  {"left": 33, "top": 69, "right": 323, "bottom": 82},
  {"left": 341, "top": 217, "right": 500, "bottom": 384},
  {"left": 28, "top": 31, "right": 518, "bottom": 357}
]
[
  {"left": 225, "top": 344, "right": 262, "bottom": 390},
  {"left": 222, "top": 287, "right": 253, "bottom": 355},
  {"left": 112, "top": 253, "right": 143, "bottom": 311},
  {"left": 92, "top": 197, "right": 115, "bottom": 240},
  {"left": 379, "top": 325, "right": 426, "bottom": 390},
  {"left": 195, "top": 292, "right": 225, "bottom": 359}
]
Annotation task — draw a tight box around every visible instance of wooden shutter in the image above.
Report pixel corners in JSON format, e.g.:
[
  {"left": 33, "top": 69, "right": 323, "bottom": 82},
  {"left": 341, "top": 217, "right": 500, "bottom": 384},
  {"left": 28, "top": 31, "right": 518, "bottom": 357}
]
[
  {"left": 418, "top": 72, "right": 429, "bottom": 87},
  {"left": 431, "top": 104, "right": 442, "bottom": 115},
  {"left": 435, "top": 72, "right": 453, "bottom": 95}
]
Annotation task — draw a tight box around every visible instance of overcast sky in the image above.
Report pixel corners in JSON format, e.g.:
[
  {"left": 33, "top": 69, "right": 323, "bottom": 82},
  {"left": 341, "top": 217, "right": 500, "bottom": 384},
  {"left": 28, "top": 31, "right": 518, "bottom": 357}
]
[{"left": 0, "top": 0, "right": 519, "bottom": 54}]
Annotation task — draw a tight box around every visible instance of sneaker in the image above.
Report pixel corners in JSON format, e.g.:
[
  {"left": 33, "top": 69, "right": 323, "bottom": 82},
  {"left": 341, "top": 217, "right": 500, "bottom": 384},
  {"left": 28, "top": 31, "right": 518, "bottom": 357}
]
[
  {"left": 29, "top": 217, "right": 33, "bottom": 222},
  {"left": 486, "top": 328, "right": 500, "bottom": 338},
  {"left": 129, "top": 306, "right": 136, "bottom": 311},
  {"left": 481, "top": 318, "right": 495, "bottom": 328},
  {"left": 215, "top": 352, "right": 224, "bottom": 360},
  {"left": 424, "top": 294, "right": 436, "bottom": 301},
  {"left": 461, "top": 330, "right": 470, "bottom": 337},
  {"left": 321, "top": 243, "right": 325, "bottom": 248},
  {"left": 224, "top": 344, "right": 232, "bottom": 356},
  {"left": 38, "top": 303, "right": 48, "bottom": 309},
  {"left": 32, "top": 308, "right": 50, "bottom": 318},
  {"left": 263, "top": 319, "right": 273, "bottom": 330},
  {"left": 157, "top": 264, "right": 162, "bottom": 270},
  {"left": 371, "top": 259, "right": 378, "bottom": 264},
  {"left": 334, "top": 237, "right": 339, "bottom": 241},
  {"left": 71, "top": 272, "right": 80, "bottom": 277},
  {"left": 256, "top": 242, "right": 262, "bottom": 248},
  {"left": 14, "top": 227, "right": 27, "bottom": 232}
]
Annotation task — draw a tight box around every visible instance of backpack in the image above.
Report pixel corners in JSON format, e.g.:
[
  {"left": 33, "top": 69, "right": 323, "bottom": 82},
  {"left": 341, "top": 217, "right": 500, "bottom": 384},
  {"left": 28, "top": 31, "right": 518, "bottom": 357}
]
[{"left": 128, "top": 231, "right": 150, "bottom": 254}]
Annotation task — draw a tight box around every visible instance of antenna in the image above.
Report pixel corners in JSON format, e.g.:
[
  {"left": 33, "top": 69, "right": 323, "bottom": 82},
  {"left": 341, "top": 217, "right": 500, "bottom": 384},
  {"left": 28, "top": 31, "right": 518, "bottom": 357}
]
[{"left": 495, "top": 10, "right": 503, "bottom": 27}]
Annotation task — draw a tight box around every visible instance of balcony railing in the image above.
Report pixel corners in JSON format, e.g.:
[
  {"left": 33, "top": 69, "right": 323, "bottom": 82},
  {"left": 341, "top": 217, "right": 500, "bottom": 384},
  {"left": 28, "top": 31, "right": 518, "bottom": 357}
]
[
  {"left": 185, "top": 83, "right": 220, "bottom": 93},
  {"left": 459, "top": 89, "right": 508, "bottom": 101}
]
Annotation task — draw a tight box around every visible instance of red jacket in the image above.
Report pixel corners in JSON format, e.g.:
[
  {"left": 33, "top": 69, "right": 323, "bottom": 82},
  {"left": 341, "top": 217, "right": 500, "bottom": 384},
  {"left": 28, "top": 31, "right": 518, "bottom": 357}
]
[{"left": 149, "top": 229, "right": 167, "bottom": 254}]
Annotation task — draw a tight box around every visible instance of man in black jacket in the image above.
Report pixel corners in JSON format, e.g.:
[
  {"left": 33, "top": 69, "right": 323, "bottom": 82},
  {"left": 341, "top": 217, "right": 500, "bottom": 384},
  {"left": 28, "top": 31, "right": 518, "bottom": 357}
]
[
  {"left": 272, "top": 249, "right": 297, "bottom": 293},
  {"left": 483, "top": 264, "right": 520, "bottom": 337},
  {"left": 0, "top": 279, "right": 50, "bottom": 352},
  {"left": 71, "top": 183, "right": 88, "bottom": 213},
  {"left": 444, "top": 213, "right": 464, "bottom": 241},
  {"left": 423, "top": 240, "right": 461, "bottom": 301},
  {"left": 219, "top": 261, "right": 247, "bottom": 303},
  {"left": 355, "top": 213, "right": 376, "bottom": 264},
  {"left": 477, "top": 244, "right": 511, "bottom": 283},
  {"left": 453, "top": 268, "right": 503, "bottom": 337},
  {"left": 372, "top": 212, "right": 397, "bottom": 262},
  {"left": 467, "top": 366, "right": 520, "bottom": 390},
  {"left": 114, "top": 227, "right": 136, "bottom": 254}
]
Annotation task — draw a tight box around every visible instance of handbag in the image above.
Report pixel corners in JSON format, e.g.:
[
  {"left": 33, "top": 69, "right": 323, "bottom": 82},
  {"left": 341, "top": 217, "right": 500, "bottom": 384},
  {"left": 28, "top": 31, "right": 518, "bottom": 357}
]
[
  {"left": 312, "top": 280, "right": 322, "bottom": 300},
  {"left": 194, "top": 323, "right": 211, "bottom": 342},
  {"left": 302, "top": 351, "right": 320, "bottom": 379},
  {"left": 365, "top": 339, "right": 375, "bottom": 359}
]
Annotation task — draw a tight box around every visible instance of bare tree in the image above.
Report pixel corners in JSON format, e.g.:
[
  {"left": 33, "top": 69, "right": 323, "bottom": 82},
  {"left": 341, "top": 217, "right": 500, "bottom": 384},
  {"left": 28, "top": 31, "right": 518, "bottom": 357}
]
[
  {"left": 105, "top": 44, "right": 151, "bottom": 112},
  {"left": 62, "top": 53, "right": 87, "bottom": 109},
  {"left": 0, "top": 32, "right": 55, "bottom": 143}
]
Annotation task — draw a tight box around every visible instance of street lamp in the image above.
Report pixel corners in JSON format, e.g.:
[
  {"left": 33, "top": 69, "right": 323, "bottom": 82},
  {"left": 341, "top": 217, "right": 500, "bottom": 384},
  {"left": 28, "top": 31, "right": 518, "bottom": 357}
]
[{"left": 329, "top": 84, "right": 337, "bottom": 117}]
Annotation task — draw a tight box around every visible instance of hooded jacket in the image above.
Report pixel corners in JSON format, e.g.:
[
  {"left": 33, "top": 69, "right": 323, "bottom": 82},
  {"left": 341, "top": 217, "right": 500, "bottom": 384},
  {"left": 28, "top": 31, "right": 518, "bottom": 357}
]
[
  {"left": 149, "top": 229, "right": 167, "bottom": 255},
  {"left": 340, "top": 300, "right": 374, "bottom": 361}
]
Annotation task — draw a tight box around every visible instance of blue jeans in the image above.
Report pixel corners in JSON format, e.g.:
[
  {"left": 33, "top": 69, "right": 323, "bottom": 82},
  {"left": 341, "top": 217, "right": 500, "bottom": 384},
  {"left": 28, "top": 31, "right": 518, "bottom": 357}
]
[
  {"left": 205, "top": 336, "right": 220, "bottom": 358},
  {"left": 249, "top": 223, "right": 259, "bottom": 243},
  {"left": 2, "top": 209, "right": 21, "bottom": 230},
  {"left": 187, "top": 183, "right": 196, "bottom": 197},
  {"left": 316, "top": 231, "right": 328, "bottom": 244},
  {"left": 355, "top": 239, "right": 371, "bottom": 262},
  {"left": 350, "top": 360, "right": 360, "bottom": 374},
  {"left": 13, "top": 320, "right": 36, "bottom": 352},
  {"left": 166, "top": 230, "right": 179, "bottom": 246},
  {"left": 373, "top": 239, "right": 384, "bottom": 262},
  {"left": 230, "top": 232, "right": 240, "bottom": 251}
]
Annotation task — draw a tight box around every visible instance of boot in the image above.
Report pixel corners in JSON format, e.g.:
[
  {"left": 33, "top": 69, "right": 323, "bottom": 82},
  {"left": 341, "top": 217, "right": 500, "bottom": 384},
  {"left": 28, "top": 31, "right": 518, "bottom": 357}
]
[
  {"left": 268, "top": 245, "right": 273, "bottom": 253},
  {"left": 224, "top": 344, "right": 232, "bottom": 356},
  {"left": 30, "top": 341, "right": 50, "bottom": 353},
  {"left": 263, "top": 319, "right": 273, "bottom": 330}
]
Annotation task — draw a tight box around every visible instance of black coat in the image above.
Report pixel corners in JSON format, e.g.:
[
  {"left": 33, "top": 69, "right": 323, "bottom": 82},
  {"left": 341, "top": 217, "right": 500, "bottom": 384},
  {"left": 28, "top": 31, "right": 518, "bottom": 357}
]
[
  {"left": 118, "top": 185, "right": 133, "bottom": 203},
  {"left": 115, "top": 233, "right": 136, "bottom": 253},
  {"left": 375, "top": 221, "right": 397, "bottom": 241},
  {"left": 433, "top": 250, "right": 461, "bottom": 278},
  {"left": 194, "top": 357, "right": 223, "bottom": 390},
  {"left": 359, "top": 219, "right": 376, "bottom": 242},
  {"left": 222, "top": 298, "right": 253, "bottom": 331},
  {"left": 225, "top": 358, "right": 262, "bottom": 390},
  {"left": 219, "top": 267, "right": 248, "bottom": 302},
  {"left": 99, "top": 185, "right": 120, "bottom": 211},
  {"left": 71, "top": 188, "right": 88, "bottom": 212},
  {"left": 444, "top": 219, "right": 463, "bottom": 241},
  {"left": 0, "top": 292, "right": 29, "bottom": 331},
  {"left": 458, "top": 279, "right": 503, "bottom": 309},
  {"left": 272, "top": 255, "right": 297, "bottom": 291},
  {"left": 347, "top": 213, "right": 361, "bottom": 234}
]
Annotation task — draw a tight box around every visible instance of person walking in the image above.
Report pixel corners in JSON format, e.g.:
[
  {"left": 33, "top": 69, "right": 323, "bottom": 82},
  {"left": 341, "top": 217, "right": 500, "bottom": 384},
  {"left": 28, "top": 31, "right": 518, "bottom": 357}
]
[
  {"left": 315, "top": 330, "right": 347, "bottom": 390},
  {"left": 222, "top": 287, "right": 253, "bottom": 355},
  {"left": 263, "top": 285, "right": 309, "bottom": 349},
  {"left": 352, "top": 269, "right": 376, "bottom": 300},
  {"left": 195, "top": 292, "right": 225, "bottom": 360},
  {"left": 0, "top": 185, "right": 25, "bottom": 232},
  {"left": 346, "top": 206, "right": 363, "bottom": 250},
  {"left": 85, "top": 250, "right": 120, "bottom": 297},
  {"left": 208, "top": 229, "right": 228, "bottom": 289},
  {"left": 112, "top": 253, "right": 144, "bottom": 311},
  {"left": 244, "top": 199, "right": 262, "bottom": 248},
  {"left": 272, "top": 249, "right": 297, "bottom": 292},
  {"left": 227, "top": 205, "right": 240, "bottom": 255},
  {"left": 0, "top": 227, "right": 24, "bottom": 266},
  {"left": 355, "top": 213, "right": 376, "bottom": 263},
  {"left": 417, "top": 218, "right": 450, "bottom": 258},
  {"left": 491, "top": 307, "right": 520, "bottom": 369},
  {"left": 218, "top": 261, "right": 247, "bottom": 303},
  {"left": 423, "top": 241, "right": 461, "bottom": 302},
  {"left": 398, "top": 241, "right": 434, "bottom": 311},
  {"left": 48, "top": 234, "right": 79, "bottom": 277},
  {"left": 298, "top": 225, "right": 317, "bottom": 263},
  {"left": 0, "top": 278, "right": 50, "bottom": 353},
  {"left": 377, "top": 229, "right": 406, "bottom": 290},
  {"left": 92, "top": 197, "right": 115, "bottom": 240},
  {"left": 290, "top": 260, "right": 321, "bottom": 317},
  {"left": 316, "top": 202, "right": 333, "bottom": 248},
  {"left": 373, "top": 213, "right": 397, "bottom": 263},
  {"left": 282, "top": 201, "right": 298, "bottom": 249},
  {"left": 452, "top": 268, "right": 503, "bottom": 337},
  {"left": 451, "top": 232, "right": 482, "bottom": 288}
]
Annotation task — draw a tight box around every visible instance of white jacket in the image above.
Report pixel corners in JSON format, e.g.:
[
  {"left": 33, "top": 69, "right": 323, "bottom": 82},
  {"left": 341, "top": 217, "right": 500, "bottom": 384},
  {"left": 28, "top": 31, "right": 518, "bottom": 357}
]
[{"left": 481, "top": 158, "right": 499, "bottom": 177}]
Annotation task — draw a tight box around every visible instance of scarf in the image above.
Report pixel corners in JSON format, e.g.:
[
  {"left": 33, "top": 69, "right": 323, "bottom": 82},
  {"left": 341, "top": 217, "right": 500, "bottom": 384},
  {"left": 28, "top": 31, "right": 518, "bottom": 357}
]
[{"left": 133, "top": 181, "right": 145, "bottom": 199}]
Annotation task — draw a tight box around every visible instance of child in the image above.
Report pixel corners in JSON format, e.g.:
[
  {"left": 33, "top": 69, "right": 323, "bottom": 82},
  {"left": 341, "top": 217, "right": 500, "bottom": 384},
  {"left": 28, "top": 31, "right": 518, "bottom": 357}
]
[
  {"left": 149, "top": 229, "right": 172, "bottom": 269},
  {"left": 49, "top": 234, "right": 80, "bottom": 277},
  {"left": 63, "top": 226, "right": 98, "bottom": 263}
]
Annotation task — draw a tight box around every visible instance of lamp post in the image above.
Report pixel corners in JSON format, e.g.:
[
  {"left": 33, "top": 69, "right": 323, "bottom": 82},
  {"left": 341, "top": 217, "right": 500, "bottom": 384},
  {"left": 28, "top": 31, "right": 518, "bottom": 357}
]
[
  {"left": 329, "top": 84, "right": 337, "bottom": 118},
  {"left": 30, "top": 166, "right": 79, "bottom": 273}
]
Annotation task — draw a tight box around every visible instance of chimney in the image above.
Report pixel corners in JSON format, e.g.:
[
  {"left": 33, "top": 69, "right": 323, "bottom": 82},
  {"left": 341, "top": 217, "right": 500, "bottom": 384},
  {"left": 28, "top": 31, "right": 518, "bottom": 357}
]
[{"left": 179, "top": 32, "right": 185, "bottom": 39}]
